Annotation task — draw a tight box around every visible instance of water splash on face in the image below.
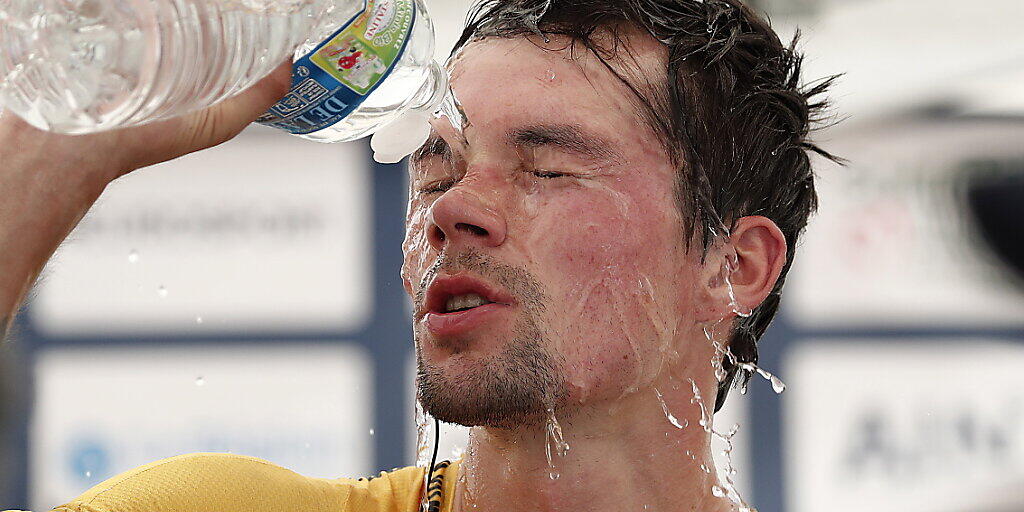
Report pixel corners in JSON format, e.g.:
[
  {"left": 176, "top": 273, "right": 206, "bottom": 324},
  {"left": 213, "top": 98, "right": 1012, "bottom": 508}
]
[
  {"left": 414, "top": 401, "right": 435, "bottom": 512},
  {"left": 689, "top": 378, "right": 751, "bottom": 510},
  {"left": 722, "top": 253, "right": 752, "bottom": 319},
  {"left": 705, "top": 322, "right": 786, "bottom": 394},
  {"left": 653, "top": 387, "right": 688, "bottom": 429},
  {"left": 414, "top": 400, "right": 432, "bottom": 468},
  {"left": 704, "top": 238, "right": 787, "bottom": 395},
  {"left": 435, "top": 84, "right": 470, "bottom": 136},
  {"left": 544, "top": 407, "right": 570, "bottom": 480}
]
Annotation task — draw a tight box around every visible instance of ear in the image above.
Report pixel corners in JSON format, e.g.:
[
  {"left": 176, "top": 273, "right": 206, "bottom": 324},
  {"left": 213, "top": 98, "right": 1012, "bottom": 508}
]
[{"left": 728, "top": 216, "right": 788, "bottom": 314}]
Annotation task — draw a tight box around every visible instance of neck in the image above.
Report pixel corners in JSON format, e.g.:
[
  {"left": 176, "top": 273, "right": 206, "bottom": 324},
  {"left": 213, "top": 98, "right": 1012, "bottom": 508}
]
[{"left": 451, "top": 372, "right": 741, "bottom": 512}]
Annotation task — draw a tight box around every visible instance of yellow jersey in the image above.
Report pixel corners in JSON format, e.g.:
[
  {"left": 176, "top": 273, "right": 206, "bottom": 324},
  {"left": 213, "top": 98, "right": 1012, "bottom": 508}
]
[{"left": 6, "top": 453, "right": 459, "bottom": 512}]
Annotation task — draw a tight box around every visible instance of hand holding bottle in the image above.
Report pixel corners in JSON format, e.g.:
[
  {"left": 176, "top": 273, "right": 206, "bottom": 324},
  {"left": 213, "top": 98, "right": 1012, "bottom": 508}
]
[
  {"left": 0, "top": 61, "right": 292, "bottom": 330},
  {"left": 1, "top": 0, "right": 446, "bottom": 157}
]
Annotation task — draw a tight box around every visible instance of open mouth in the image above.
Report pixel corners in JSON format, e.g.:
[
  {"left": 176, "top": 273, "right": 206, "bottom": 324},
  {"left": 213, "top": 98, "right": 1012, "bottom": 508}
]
[
  {"left": 422, "top": 274, "right": 514, "bottom": 336},
  {"left": 441, "top": 292, "right": 495, "bottom": 313},
  {"left": 425, "top": 274, "right": 513, "bottom": 314}
]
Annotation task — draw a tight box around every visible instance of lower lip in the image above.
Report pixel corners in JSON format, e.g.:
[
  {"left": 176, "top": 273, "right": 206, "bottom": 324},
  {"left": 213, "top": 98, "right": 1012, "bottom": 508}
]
[{"left": 424, "top": 303, "right": 508, "bottom": 336}]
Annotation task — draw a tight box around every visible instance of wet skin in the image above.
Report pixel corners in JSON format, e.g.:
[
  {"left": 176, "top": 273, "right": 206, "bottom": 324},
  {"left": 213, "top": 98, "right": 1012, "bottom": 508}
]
[
  {"left": 401, "top": 31, "right": 786, "bottom": 512},
  {"left": 405, "top": 33, "right": 699, "bottom": 415}
]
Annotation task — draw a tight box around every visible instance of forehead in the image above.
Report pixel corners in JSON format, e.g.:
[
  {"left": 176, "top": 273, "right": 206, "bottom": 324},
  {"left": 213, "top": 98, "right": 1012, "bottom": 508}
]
[{"left": 445, "top": 33, "right": 668, "bottom": 152}]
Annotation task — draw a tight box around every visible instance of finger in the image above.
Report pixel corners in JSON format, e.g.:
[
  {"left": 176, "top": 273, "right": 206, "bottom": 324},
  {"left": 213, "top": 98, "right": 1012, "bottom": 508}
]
[
  {"left": 179, "top": 60, "right": 295, "bottom": 153},
  {"left": 118, "top": 61, "right": 295, "bottom": 173},
  {"left": 219, "top": 60, "right": 295, "bottom": 125}
]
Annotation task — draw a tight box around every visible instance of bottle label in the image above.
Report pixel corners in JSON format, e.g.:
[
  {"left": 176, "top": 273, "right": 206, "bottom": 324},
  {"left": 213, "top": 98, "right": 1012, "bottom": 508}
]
[{"left": 256, "top": 0, "right": 415, "bottom": 135}]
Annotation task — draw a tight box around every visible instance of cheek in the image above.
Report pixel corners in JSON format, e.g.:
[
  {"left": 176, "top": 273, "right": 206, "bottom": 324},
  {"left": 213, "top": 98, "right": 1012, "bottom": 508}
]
[
  {"left": 524, "top": 180, "right": 691, "bottom": 399},
  {"left": 401, "top": 202, "right": 433, "bottom": 287}
]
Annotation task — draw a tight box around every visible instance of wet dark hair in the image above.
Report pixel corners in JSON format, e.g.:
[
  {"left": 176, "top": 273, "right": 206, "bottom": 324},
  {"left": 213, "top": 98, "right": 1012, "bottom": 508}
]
[{"left": 452, "top": 0, "right": 840, "bottom": 411}]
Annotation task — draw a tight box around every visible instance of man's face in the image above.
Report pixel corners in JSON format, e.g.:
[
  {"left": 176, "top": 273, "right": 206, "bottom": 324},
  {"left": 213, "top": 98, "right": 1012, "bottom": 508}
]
[{"left": 403, "top": 33, "right": 708, "bottom": 428}]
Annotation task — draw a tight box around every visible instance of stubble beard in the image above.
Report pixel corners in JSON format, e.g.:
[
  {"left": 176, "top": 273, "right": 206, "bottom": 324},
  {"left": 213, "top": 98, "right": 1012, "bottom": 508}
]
[
  {"left": 415, "top": 315, "right": 565, "bottom": 429},
  {"left": 413, "top": 250, "right": 567, "bottom": 429}
]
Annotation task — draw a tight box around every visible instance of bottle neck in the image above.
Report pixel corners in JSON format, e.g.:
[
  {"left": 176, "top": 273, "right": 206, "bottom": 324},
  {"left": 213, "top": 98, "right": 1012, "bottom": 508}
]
[{"left": 410, "top": 60, "right": 450, "bottom": 115}]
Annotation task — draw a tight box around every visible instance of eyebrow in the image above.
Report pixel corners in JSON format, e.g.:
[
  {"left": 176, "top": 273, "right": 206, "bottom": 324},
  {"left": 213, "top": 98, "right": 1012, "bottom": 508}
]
[
  {"left": 410, "top": 134, "right": 452, "bottom": 165},
  {"left": 509, "top": 124, "right": 622, "bottom": 163},
  {"left": 409, "top": 123, "right": 622, "bottom": 167}
]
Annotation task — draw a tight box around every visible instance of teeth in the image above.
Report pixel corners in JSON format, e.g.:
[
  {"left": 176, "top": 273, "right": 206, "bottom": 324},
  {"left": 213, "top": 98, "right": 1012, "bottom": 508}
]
[{"left": 445, "top": 293, "right": 490, "bottom": 312}]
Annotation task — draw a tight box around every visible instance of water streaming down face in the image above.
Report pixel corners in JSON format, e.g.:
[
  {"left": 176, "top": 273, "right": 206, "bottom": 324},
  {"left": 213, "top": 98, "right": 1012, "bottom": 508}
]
[
  {"left": 688, "top": 377, "right": 752, "bottom": 512},
  {"left": 543, "top": 408, "right": 570, "bottom": 480},
  {"left": 372, "top": 67, "right": 466, "bottom": 164},
  {"left": 436, "top": 84, "right": 470, "bottom": 136},
  {"left": 404, "top": 58, "right": 691, "bottom": 425},
  {"left": 705, "top": 235, "right": 788, "bottom": 395},
  {"left": 653, "top": 387, "right": 688, "bottom": 429},
  {"left": 650, "top": 231, "right": 790, "bottom": 510},
  {"left": 399, "top": 31, "right": 798, "bottom": 511},
  {"left": 414, "top": 400, "right": 432, "bottom": 468}
]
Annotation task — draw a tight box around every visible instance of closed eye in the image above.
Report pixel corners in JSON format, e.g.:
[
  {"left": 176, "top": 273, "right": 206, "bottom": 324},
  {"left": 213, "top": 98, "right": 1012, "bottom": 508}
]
[
  {"left": 531, "top": 170, "right": 567, "bottom": 178},
  {"left": 419, "top": 179, "right": 456, "bottom": 195}
]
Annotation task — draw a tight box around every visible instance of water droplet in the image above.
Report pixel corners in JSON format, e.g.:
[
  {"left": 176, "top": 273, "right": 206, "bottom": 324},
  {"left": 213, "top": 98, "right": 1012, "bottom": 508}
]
[
  {"left": 369, "top": 428, "right": 375, "bottom": 436},
  {"left": 157, "top": 285, "right": 168, "bottom": 298},
  {"left": 195, "top": 376, "right": 204, "bottom": 387},
  {"left": 414, "top": 401, "right": 432, "bottom": 467},
  {"left": 712, "top": 485, "right": 726, "bottom": 497},
  {"left": 195, "top": 316, "right": 203, "bottom": 324},
  {"left": 699, "top": 463, "right": 710, "bottom": 473},
  {"left": 770, "top": 375, "right": 786, "bottom": 394},
  {"left": 127, "top": 250, "right": 139, "bottom": 263},
  {"left": 654, "top": 388, "right": 687, "bottom": 429},
  {"left": 84, "top": 470, "right": 92, "bottom": 478},
  {"left": 547, "top": 69, "right": 556, "bottom": 81},
  {"left": 740, "top": 384, "right": 748, "bottom": 395},
  {"left": 303, "top": 442, "right": 310, "bottom": 449},
  {"left": 714, "top": 364, "right": 728, "bottom": 382},
  {"left": 544, "top": 408, "right": 570, "bottom": 479}
]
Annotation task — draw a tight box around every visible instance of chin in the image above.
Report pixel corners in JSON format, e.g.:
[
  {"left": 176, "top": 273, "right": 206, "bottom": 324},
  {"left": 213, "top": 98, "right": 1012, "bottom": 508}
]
[{"left": 415, "top": 337, "right": 568, "bottom": 429}]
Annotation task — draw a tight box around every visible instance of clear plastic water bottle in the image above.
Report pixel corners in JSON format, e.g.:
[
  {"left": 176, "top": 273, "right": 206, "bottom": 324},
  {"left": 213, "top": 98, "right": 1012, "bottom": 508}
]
[{"left": 0, "top": 0, "right": 446, "bottom": 149}]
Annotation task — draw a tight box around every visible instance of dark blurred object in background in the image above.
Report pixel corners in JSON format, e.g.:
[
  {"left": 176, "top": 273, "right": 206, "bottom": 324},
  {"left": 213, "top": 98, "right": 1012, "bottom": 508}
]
[{"left": 963, "top": 157, "right": 1024, "bottom": 287}]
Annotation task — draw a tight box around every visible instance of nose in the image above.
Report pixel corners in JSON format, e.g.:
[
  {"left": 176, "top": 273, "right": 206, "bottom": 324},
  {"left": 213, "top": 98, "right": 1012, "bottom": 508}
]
[{"left": 427, "top": 189, "right": 507, "bottom": 251}]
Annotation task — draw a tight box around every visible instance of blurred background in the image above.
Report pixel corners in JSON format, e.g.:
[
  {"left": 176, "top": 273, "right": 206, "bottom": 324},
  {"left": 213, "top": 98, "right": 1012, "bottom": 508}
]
[{"left": 2, "top": 0, "right": 1024, "bottom": 511}]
